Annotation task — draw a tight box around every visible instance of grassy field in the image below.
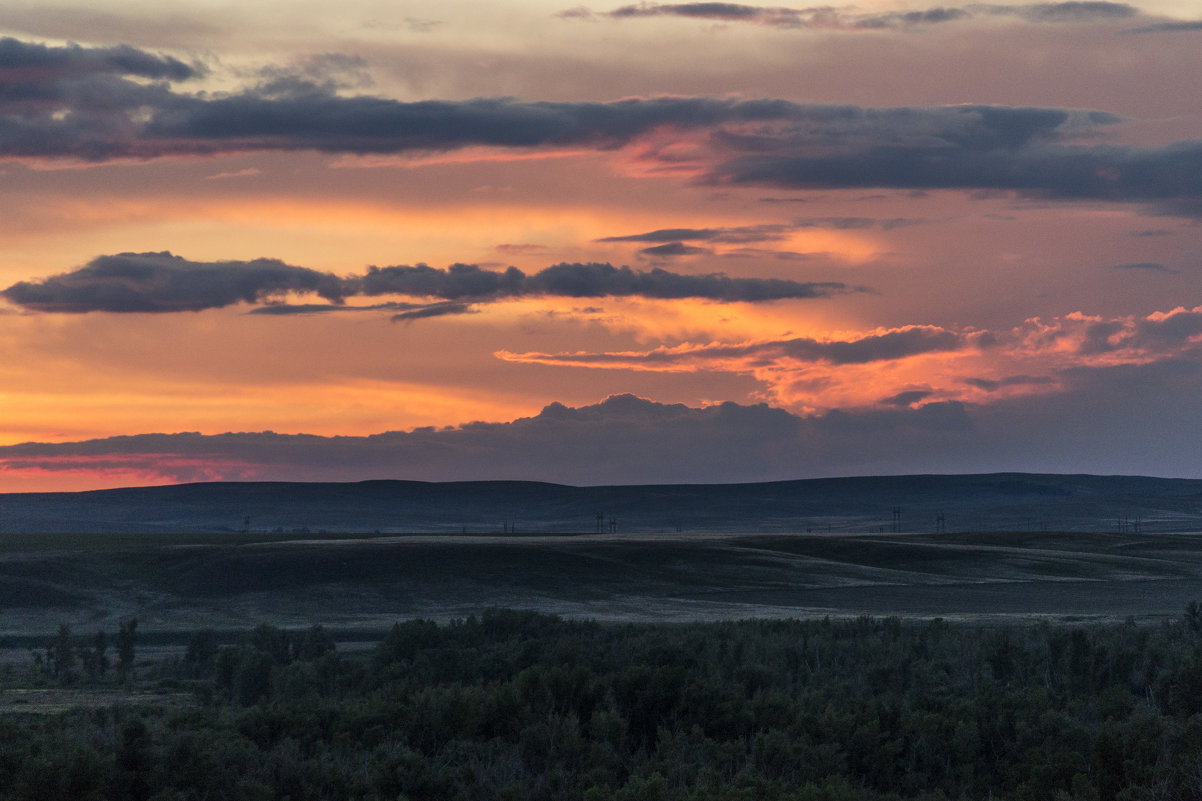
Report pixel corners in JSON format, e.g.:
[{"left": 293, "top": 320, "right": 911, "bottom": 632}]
[{"left": 4, "top": 529, "right": 1202, "bottom": 644}]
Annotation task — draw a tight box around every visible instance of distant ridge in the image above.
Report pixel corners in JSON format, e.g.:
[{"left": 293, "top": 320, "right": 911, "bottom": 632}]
[{"left": 2, "top": 473, "right": 1202, "bottom": 534}]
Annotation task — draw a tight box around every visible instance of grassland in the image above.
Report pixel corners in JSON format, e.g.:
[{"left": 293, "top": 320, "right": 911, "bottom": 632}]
[{"left": 4, "top": 529, "right": 1202, "bottom": 648}]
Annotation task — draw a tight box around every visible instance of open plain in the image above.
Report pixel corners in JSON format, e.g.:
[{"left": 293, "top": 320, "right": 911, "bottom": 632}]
[
  {"left": 4, "top": 528, "right": 1202, "bottom": 647},
  {"left": 5, "top": 473, "right": 1202, "bottom": 648}
]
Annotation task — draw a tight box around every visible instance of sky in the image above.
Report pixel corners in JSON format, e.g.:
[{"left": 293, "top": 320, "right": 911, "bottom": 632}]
[{"left": 2, "top": 0, "right": 1202, "bottom": 491}]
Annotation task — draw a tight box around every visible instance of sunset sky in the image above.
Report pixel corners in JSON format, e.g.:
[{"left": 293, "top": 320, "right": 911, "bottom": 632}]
[{"left": 2, "top": 0, "right": 1202, "bottom": 491}]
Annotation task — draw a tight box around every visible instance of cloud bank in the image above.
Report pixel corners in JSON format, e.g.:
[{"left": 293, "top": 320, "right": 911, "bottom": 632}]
[
  {"left": 6, "top": 375, "right": 1201, "bottom": 485},
  {"left": 4, "top": 36, "right": 1202, "bottom": 214},
  {"left": 0, "top": 252, "right": 346, "bottom": 313},
  {"left": 575, "top": 2, "right": 1139, "bottom": 29},
  {"left": 1, "top": 252, "right": 855, "bottom": 313},
  {"left": 497, "top": 305, "right": 1202, "bottom": 413},
  {"left": 498, "top": 326, "right": 965, "bottom": 371}
]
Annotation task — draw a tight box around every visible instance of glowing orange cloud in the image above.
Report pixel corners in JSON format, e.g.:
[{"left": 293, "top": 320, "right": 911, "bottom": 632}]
[{"left": 495, "top": 304, "right": 1202, "bottom": 414}]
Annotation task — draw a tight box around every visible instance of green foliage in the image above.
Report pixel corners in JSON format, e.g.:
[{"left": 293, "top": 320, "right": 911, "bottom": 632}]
[{"left": 7, "top": 608, "right": 1202, "bottom": 800}]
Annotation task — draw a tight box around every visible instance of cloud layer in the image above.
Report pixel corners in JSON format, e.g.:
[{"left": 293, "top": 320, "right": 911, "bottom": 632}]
[
  {"left": 583, "top": 1, "right": 1140, "bottom": 29},
  {"left": 1, "top": 252, "right": 855, "bottom": 313},
  {"left": 4, "top": 36, "right": 1202, "bottom": 214},
  {"left": 497, "top": 304, "right": 1202, "bottom": 413},
  {"left": 0, "top": 252, "right": 346, "bottom": 312},
  {"left": 5, "top": 379, "right": 1200, "bottom": 485}
]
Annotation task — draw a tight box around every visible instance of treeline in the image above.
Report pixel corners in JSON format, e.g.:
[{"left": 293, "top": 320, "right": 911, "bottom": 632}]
[
  {"left": 5, "top": 608, "right": 1202, "bottom": 800},
  {"left": 27, "top": 618, "right": 139, "bottom": 685}
]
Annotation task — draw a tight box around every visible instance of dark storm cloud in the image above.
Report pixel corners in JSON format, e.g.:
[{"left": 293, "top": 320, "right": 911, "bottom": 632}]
[
  {"left": 0, "top": 252, "right": 346, "bottom": 313},
  {"left": 3, "top": 256, "right": 856, "bottom": 314},
  {"left": 360, "top": 261, "right": 855, "bottom": 302}
]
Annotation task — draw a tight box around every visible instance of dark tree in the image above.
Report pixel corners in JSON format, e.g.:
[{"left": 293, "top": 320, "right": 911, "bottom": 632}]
[
  {"left": 184, "top": 629, "right": 219, "bottom": 670},
  {"left": 81, "top": 630, "right": 110, "bottom": 682},
  {"left": 116, "top": 618, "right": 138, "bottom": 682},
  {"left": 47, "top": 623, "right": 76, "bottom": 683}
]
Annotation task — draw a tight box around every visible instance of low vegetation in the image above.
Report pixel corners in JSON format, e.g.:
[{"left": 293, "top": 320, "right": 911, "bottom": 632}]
[{"left": 4, "top": 608, "right": 1202, "bottom": 800}]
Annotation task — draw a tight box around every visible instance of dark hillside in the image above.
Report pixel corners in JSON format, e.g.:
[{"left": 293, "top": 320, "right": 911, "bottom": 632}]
[{"left": 1, "top": 473, "right": 1201, "bottom": 534}]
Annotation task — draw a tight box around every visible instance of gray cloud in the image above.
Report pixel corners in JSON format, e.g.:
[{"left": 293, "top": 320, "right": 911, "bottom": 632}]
[
  {"left": 0, "top": 252, "right": 346, "bottom": 313},
  {"left": 1108, "top": 261, "right": 1178, "bottom": 273},
  {"left": 248, "top": 301, "right": 441, "bottom": 316},
  {"left": 719, "top": 248, "right": 817, "bottom": 261},
  {"left": 7, "top": 358, "right": 1202, "bottom": 483},
  {"left": 0, "top": 39, "right": 806, "bottom": 160},
  {"left": 589, "top": 2, "right": 1138, "bottom": 29},
  {"left": 3, "top": 254, "right": 856, "bottom": 314},
  {"left": 136, "top": 94, "right": 815, "bottom": 158},
  {"left": 638, "top": 242, "right": 711, "bottom": 257},
  {"left": 1135, "top": 309, "right": 1202, "bottom": 345},
  {"left": 781, "top": 327, "right": 962, "bottom": 364},
  {"left": 1127, "top": 20, "right": 1202, "bottom": 33},
  {"left": 599, "top": 218, "right": 920, "bottom": 246},
  {"left": 1008, "top": 2, "right": 1138, "bottom": 22},
  {"left": 503, "top": 325, "right": 963, "bottom": 368},
  {"left": 704, "top": 110, "right": 1202, "bottom": 214},
  {"left": 880, "top": 389, "right": 934, "bottom": 407},
  {"left": 964, "top": 374, "right": 1054, "bottom": 391},
  {"left": 0, "top": 394, "right": 970, "bottom": 485},
  {"left": 598, "top": 226, "right": 763, "bottom": 243},
  {"left": 0, "top": 36, "right": 199, "bottom": 81},
  {"left": 391, "top": 301, "right": 476, "bottom": 321},
  {"left": 6, "top": 37, "right": 1202, "bottom": 215},
  {"left": 360, "top": 261, "right": 856, "bottom": 302},
  {"left": 253, "top": 53, "right": 374, "bottom": 97}
]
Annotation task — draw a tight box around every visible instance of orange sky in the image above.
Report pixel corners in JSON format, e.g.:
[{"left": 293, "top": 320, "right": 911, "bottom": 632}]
[{"left": 3, "top": 0, "right": 1202, "bottom": 489}]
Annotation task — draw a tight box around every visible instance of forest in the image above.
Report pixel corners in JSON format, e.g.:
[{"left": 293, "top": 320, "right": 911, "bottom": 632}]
[{"left": 4, "top": 608, "right": 1202, "bottom": 801}]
